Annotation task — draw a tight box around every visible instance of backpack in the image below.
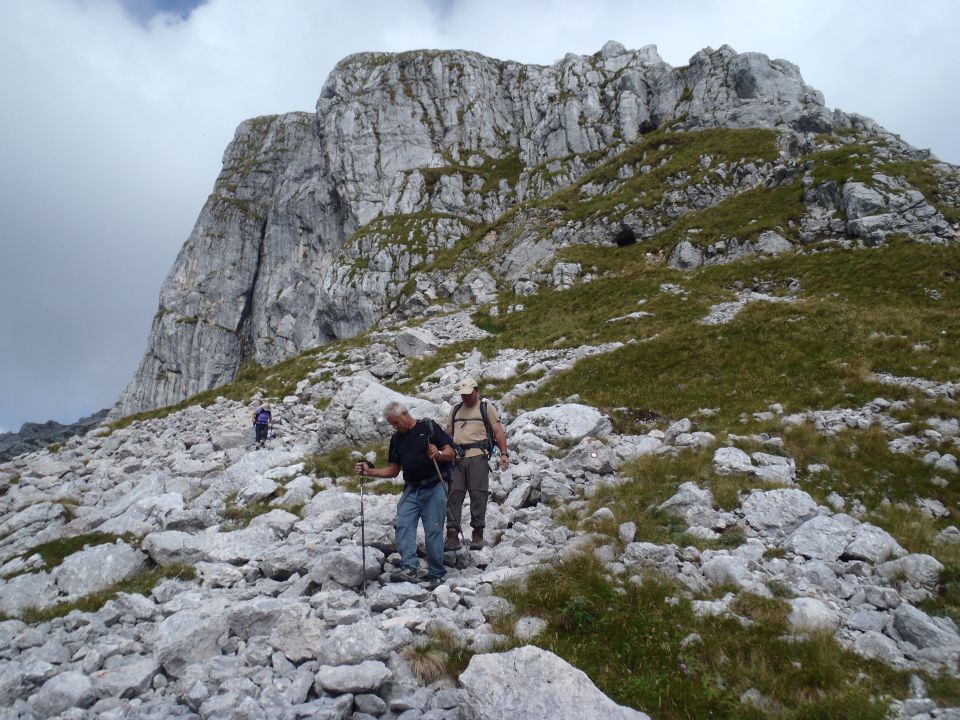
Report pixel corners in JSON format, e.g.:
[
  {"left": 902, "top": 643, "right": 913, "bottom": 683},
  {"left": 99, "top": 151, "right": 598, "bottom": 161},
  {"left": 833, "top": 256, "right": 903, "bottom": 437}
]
[
  {"left": 451, "top": 399, "right": 496, "bottom": 457},
  {"left": 255, "top": 408, "right": 271, "bottom": 425}
]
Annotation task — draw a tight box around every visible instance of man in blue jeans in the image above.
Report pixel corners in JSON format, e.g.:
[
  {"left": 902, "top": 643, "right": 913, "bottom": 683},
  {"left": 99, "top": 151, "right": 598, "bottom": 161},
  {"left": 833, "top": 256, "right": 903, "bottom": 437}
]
[{"left": 355, "top": 401, "right": 454, "bottom": 590}]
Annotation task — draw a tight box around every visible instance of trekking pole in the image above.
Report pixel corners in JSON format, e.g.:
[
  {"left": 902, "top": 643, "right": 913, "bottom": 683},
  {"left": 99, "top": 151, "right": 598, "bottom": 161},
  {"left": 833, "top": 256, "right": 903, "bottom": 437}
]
[
  {"left": 357, "top": 461, "right": 372, "bottom": 596},
  {"left": 429, "top": 435, "right": 468, "bottom": 551}
]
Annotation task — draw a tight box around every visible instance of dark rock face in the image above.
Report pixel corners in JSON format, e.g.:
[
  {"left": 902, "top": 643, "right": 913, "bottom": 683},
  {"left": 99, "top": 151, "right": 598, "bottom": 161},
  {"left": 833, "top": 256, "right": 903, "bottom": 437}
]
[{"left": 0, "top": 409, "right": 108, "bottom": 462}]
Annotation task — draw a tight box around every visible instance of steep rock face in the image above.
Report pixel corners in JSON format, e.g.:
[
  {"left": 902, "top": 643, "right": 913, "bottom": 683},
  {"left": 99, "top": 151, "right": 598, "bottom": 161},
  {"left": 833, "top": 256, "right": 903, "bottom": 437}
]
[{"left": 114, "top": 42, "right": 849, "bottom": 417}]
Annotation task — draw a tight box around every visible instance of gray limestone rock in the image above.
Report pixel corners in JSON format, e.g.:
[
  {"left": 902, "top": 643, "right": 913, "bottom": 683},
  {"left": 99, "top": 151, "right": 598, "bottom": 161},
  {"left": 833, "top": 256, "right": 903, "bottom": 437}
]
[
  {"left": 0, "top": 571, "right": 60, "bottom": 618},
  {"left": 844, "top": 523, "right": 907, "bottom": 563},
  {"left": 877, "top": 554, "right": 944, "bottom": 589},
  {"left": 90, "top": 656, "right": 158, "bottom": 699},
  {"left": 34, "top": 671, "right": 96, "bottom": 716},
  {"left": 740, "top": 488, "right": 818, "bottom": 537},
  {"left": 460, "top": 645, "right": 650, "bottom": 720},
  {"left": 713, "top": 447, "right": 755, "bottom": 475},
  {"left": 314, "top": 660, "right": 392, "bottom": 694},
  {"left": 658, "top": 482, "right": 724, "bottom": 530},
  {"left": 395, "top": 327, "right": 440, "bottom": 358},
  {"left": 854, "top": 631, "right": 906, "bottom": 665},
  {"left": 509, "top": 404, "right": 612, "bottom": 447},
  {"left": 754, "top": 230, "right": 793, "bottom": 255},
  {"left": 312, "top": 619, "right": 390, "bottom": 666},
  {"left": 142, "top": 524, "right": 278, "bottom": 566},
  {"left": 270, "top": 614, "right": 329, "bottom": 664},
  {"left": 892, "top": 604, "right": 960, "bottom": 663},
  {"left": 53, "top": 541, "right": 147, "bottom": 597},
  {"left": 153, "top": 605, "right": 230, "bottom": 677},
  {"left": 787, "top": 597, "right": 840, "bottom": 632},
  {"left": 785, "top": 515, "right": 857, "bottom": 561},
  {"left": 668, "top": 240, "right": 704, "bottom": 269}
]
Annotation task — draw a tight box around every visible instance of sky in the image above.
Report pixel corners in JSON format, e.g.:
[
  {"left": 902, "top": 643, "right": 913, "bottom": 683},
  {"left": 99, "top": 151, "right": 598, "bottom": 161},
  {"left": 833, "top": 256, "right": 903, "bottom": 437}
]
[{"left": 1, "top": 0, "right": 958, "bottom": 433}]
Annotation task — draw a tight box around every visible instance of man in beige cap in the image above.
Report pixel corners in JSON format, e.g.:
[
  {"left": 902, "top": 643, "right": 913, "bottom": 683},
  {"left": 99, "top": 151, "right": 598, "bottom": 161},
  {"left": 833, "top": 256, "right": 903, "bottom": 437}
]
[{"left": 445, "top": 376, "right": 509, "bottom": 550}]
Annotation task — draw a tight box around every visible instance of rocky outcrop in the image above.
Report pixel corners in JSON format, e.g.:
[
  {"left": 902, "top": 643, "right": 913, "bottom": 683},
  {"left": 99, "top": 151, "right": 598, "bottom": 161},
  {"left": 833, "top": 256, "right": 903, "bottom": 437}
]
[{"left": 115, "top": 41, "right": 849, "bottom": 418}]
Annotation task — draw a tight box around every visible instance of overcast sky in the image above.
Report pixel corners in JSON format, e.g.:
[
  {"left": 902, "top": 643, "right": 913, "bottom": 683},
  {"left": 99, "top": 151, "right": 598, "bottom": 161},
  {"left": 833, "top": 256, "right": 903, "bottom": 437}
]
[{"left": 1, "top": 0, "right": 958, "bottom": 433}]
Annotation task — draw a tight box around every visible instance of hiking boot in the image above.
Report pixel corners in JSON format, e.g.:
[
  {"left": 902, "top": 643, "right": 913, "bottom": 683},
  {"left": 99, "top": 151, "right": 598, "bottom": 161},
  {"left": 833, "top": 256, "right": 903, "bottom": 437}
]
[
  {"left": 421, "top": 575, "right": 444, "bottom": 591},
  {"left": 390, "top": 567, "right": 421, "bottom": 583},
  {"left": 469, "top": 528, "right": 485, "bottom": 550},
  {"left": 443, "top": 528, "right": 461, "bottom": 551}
]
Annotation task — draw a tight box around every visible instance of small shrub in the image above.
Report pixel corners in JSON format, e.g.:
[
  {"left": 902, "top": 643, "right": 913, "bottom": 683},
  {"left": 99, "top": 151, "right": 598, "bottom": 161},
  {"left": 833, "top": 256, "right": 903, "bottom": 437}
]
[
  {"left": 402, "top": 626, "right": 474, "bottom": 684},
  {"left": 221, "top": 496, "right": 274, "bottom": 530}
]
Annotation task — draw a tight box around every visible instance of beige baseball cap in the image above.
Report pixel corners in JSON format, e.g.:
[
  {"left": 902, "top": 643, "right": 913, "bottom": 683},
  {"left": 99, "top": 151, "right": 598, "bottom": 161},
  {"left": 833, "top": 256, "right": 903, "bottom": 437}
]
[{"left": 457, "top": 376, "right": 479, "bottom": 394}]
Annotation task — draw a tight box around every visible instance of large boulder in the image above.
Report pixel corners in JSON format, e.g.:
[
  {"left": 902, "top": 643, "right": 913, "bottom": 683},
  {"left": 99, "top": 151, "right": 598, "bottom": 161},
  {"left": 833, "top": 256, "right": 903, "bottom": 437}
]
[
  {"left": 153, "top": 604, "right": 230, "bottom": 677},
  {"left": 316, "top": 374, "right": 450, "bottom": 450},
  {"left": 0, "top": 571, "right": 59, "bottom": 618},
  {"left": 33, "top": 671, "right": 96, "bottom": 716},
  {"left": 53, "top": 541, "right": 147, "bottom": 597},
  {"left": 785, "top": 515, "right": 857, "bottom": 561},
  {"left": 460, "top": 646, "right": 649, "bottom": 720},
  {"left": 314, "top": 660, "right": 392, "bottom": 694},
  {"left": 740, "top": 489, "right": 818, "bottom": 538},
  {"left": 142, "top": 524, "right": 278, "bottom": 566},
  {"left": 509, "top": 404, "right": 612, "bottom": 448}
]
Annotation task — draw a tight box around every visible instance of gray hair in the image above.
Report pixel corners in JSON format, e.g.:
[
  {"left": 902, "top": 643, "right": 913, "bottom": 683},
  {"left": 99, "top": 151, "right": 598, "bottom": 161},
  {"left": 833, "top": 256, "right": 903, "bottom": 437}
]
[{"left": 383, "top": 401, "right": 408, "bottom": 421}]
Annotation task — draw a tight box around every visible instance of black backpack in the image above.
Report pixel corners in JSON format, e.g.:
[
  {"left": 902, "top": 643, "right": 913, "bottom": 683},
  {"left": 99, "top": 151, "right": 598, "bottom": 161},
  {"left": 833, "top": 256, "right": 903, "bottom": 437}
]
[{"left": 451, "top": 399, "right": 496, "bottom": 457}]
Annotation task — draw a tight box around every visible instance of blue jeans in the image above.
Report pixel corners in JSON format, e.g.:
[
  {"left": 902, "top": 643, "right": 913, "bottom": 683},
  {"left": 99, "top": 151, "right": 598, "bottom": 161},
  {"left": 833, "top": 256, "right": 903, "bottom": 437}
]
[{"left": 396, "top": 481, "right": 446, "bottom": 579}]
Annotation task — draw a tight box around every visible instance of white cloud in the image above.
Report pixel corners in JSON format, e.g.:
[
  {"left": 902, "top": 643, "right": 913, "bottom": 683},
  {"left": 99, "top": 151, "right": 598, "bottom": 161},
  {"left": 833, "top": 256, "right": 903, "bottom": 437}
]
[{"left": 0, "top": 0, "right": 957, "bottom": 430}]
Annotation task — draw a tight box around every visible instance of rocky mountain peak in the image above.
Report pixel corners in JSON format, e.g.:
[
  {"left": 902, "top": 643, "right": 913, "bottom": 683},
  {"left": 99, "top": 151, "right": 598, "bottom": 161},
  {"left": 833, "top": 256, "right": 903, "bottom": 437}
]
[{"left": 113, "top": 42, "right": 952, "bottom": 417}]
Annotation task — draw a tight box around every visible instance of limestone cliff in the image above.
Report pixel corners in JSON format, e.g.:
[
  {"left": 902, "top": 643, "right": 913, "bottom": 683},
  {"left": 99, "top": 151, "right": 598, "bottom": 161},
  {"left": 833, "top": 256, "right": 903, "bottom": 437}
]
[{"left": 112, "top": 41, "right": 941, "bottom": 417}]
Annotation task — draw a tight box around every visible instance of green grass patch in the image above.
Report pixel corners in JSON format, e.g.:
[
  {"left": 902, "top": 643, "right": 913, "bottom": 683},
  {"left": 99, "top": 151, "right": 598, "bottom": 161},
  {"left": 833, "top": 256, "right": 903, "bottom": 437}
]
[
  {"left": 544, "top": 127, "right": 781, "bottom": 226},
  {"left": 499, "top": 553, "right": 909, "bottom": 719},
  {"left": 221, "top": 495, "right": 276, "bottom": 530},
  {"left": 18, "top": 563, "right": 197, "bottom": 625},
  {"left": 580, "top": 446, "right": 773, "bottom": 550},
  {"left": 4, "top": 532, "right": 138, "bottom": 579},
  {"left": 304, "top": 442, "right": 391, "bottom": 480},
  {"left": 402, "top": 626, "right": 477, "bottom": 684},
  {"left": 651, "top": 181, "right": 806, "bottom": 252},
  {"left": 490, "top": 239, "right": 959, "bottom": 427},
  {"left": 807, "top": 143, "right": 878, "bottom": 186}
]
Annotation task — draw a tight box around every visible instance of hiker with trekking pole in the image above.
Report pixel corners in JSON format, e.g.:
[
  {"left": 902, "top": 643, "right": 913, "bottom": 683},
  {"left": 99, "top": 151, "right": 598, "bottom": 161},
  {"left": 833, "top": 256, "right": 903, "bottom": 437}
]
[
  {"left": 445, "top": 376, "right": 510, "bottom": 551},
  {"left": 354, "top": 401, "right": 455, "bottom": 591}
]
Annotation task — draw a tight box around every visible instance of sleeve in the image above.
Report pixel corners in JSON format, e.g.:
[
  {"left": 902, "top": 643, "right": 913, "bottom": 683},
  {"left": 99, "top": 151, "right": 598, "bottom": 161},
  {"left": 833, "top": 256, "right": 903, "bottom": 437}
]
[
  {"left": 430, "top": 420, "right": 455, "bottom": 449},
  {"left": 388, "top": 434, "right": 399, "bottom": 465},
  {"left": 486, "top": 402, "right": 501, "bottom": 424}
]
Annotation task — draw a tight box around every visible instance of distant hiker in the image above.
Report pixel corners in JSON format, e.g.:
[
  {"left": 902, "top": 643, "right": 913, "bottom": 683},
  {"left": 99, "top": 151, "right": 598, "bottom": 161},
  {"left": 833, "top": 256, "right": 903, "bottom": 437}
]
[
  {"left": 354, "top": 401, "right": 455, "bottom": 590},
  {"left": 445, "top": 376, "right": 509, "bottom": 551},
  {"left": 252, "top": 403, "right": 273, "bottom": 450}
]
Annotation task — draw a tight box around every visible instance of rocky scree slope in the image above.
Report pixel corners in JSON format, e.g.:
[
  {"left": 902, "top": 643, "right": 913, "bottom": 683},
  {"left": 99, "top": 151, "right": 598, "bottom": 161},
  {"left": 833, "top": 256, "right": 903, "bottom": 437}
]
[
  {"left": 111, "top": 39, "right": 960, "bottom": 418},
  {"left": 3, "top": 299, "right": 960, "bottom": 717}
]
